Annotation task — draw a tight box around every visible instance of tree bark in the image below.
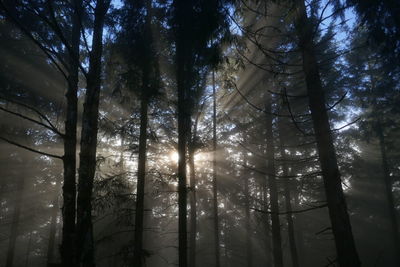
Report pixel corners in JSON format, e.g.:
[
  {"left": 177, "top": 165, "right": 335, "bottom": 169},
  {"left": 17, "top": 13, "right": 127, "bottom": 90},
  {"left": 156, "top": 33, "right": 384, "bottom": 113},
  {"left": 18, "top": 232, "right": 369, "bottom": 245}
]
[
  {"left": 76, "top": 1, "right": 108, "bottom": 266},
  {"left": 176, "top": 18, "right": 188, "bottom": 267},
  {"left": 278, "top": 119, "right": 299, "bottom": 267},
  {"left": 133, "top": 2, "right": 153, "bottom": 264},
  {"left": 188, "top": 142, "right": 197, "bottom": 267},
  {"left": 25, "top": 231, "right": 33, "bottom": 267},
  {"left": 48, "top": 178, "right": 60, "bottom": 265},
  {"left": 262, "top": 162, "right": 272, "bottom": 266},
  {"left": 265, "top": 95, "right": 283, "bottom": 267},
  {"left": 244, "top": 156, "right": 253, "bottom": 267},
  {"left": 376, "top": 121, "right": 400, "bottom": 265},
  {"left": 294, "top": 1, "right": 360, "bottom": 266},
  {"left": 293, "top": 179, "right": 305, "bottom": 267},
  {"left": 188, "top": 108, "right": 201, "bottom": 267},
  {"left": 132, "top": 95, "right": 149, "bottom": 267},
  {"left": 61, "top": 1, "right": 81, "bottom": 266},
  {"left": 223, "top": 197, "right": 231, "bottom": 267},
  {"left": 212, "top": 70, "right": 221, "bottom": 267},
  {"left": 5, "top": 177, "right": 24, "bottom": 267}
]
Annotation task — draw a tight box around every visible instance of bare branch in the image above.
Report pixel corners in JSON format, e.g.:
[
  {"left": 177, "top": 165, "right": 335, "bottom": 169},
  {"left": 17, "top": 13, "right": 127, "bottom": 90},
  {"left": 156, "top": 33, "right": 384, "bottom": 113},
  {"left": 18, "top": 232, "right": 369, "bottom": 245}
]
[
  {"left": 326, "top": 91, "right": 347, "bottom": 111},
  {"left": 0, "top": 136, "right": 63, "bottom": 159},
  {"left": 0, "top": 106, "right": 63, "bottom": 137},
  {"left": 251, "top": 203, "right": 327, "bottom": 215},
  {"left": 332, "top": 117, "right": 361, "bottom": 132},
  {"left": 0, "top": 95, "right": 64, "bottom": 137},
  {"left": 0, "top": 2, "right": 69, "bottom": 80}
]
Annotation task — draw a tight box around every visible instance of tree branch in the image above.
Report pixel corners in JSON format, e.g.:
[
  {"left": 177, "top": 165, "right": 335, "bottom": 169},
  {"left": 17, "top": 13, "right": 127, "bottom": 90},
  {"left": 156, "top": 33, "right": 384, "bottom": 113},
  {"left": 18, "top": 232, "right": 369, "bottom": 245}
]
[
  {"left": 251, "top": 203, "right": 327, "bottom": 215},
  {"left": 0, "top": 95, "right": 64, "bottom": 137},
  {"left": 0, "top": 136, "right": 63, "bottom": 159}
]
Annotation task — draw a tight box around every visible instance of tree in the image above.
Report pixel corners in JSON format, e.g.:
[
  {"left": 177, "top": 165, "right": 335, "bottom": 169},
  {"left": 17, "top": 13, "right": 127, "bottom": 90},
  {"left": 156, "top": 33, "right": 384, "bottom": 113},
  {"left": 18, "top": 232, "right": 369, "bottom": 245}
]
[
  {"left": 5, "top": 170, "right": 24, "bottom": 267},
  {"left": 293, "top": 0, "right": 360, "bottom": 265},
  {"left": 76, "top": 1, "right": 110, "bottom": 266},
  {"left": 61, "top": 1, "right": 82, "bottom": 265},
  {"left": 170, "top": 1, "right": 231, "bottom": 265},
  {"left": 265, "top": 94, "right": 283, "bottom": 267},
  {"left": 0, "top": 1, "right": 82, "bottom": 265},
  {"left": 117, "top": 0, "right": 161, "bottom": 265},
  {"left": 278, "top": 112, "right": 299, "bottom": 267},
  {"left": 346, "top": 28, "right": 400, "bottom": 266},
  {"left": 347, "top": 0, "right": 400, "bottom": 64},
  {"left": 212, "top": 70, "right": 221, "bottom": 267}
]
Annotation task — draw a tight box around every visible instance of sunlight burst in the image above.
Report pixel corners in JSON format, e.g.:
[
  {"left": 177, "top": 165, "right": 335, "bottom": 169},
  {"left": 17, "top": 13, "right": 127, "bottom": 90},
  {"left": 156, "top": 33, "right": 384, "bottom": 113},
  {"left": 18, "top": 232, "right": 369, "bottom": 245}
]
[{"left": 170, "top": 151, "right": 179, "bottom": 163}]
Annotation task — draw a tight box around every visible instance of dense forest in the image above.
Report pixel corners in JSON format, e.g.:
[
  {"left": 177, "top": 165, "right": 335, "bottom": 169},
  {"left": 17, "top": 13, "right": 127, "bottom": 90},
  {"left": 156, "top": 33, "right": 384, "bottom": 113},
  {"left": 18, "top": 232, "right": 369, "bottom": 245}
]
[{"left": 0, "top": 0, "right": 399, "bottom": 266}]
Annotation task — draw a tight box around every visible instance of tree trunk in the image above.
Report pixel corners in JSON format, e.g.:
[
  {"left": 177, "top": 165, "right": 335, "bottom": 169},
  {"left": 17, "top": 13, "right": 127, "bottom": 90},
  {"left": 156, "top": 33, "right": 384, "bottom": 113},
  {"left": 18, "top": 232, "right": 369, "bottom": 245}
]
[
  {"left": 61, "top": 1, "right": 81, "bottom": 266},
  {"left": 188, "top": 143, "right": 197, "bottom": 267},
  {"left": 293, "top": 179, "right": 305, "bottom": 267},
  {"left": 76, "top": 1, "right": 108, "bottom": 266},
  {"left": 294, "top": 1, "right": 360, "bottom": 266},
  {"left": 25, "top": 231, "right": 33, "bottom": 267},
  {"left": 376, "top": 121, "right": 400, "bottom": 265},
  {"left": 48, "top": 178, "right": 60, "bottom": 265},
  {"left": 212, "top": 70, "right": 221, "bottom": 267},
  {"left": 224, "top": 197, "right": 231, "bottom": 267},
  {"left": 265, "top": 95, "right": 283, "bottom": 267},
  {"left": 133, "top": 2, "right": 154, "bottom": 264},
  {"left": 5, "top": 177, "right": 24, "bottom": 267},
  {"left": 132, "top": 95, "right": 149, "bottom": 267},
  {"left": 176, "top": 23, "right": 188, "bottom": 267},
  {"left": 278, "top": 119, "right": 299, "bottom": 267},
  {"left": 188, "top": 107, "right": 201, "bottom": 267},
  {"left": 244, "top": 156, "right": 253, "bottom": 267},
  {"left": 262, "top": 163, "right": 272, "bottom": 266}
]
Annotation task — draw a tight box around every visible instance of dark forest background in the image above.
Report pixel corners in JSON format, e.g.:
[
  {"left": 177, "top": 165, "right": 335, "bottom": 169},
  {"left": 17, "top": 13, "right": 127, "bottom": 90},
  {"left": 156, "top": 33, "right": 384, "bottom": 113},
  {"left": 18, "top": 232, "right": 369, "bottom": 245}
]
[{"left": 0, "top": 0, "right": 399, "bottom": 266}]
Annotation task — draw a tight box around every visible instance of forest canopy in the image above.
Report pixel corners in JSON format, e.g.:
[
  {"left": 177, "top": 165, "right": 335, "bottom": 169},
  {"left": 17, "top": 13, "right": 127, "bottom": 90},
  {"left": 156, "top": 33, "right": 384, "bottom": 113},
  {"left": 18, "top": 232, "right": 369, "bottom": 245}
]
[{"left": 0, "top": 0, "right": 399, "bottom": 267}]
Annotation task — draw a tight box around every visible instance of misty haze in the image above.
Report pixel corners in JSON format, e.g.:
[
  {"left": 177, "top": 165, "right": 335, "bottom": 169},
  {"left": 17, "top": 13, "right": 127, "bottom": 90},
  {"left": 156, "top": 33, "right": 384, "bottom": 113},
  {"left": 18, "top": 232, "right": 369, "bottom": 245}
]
[{"left": 0, "top": 0, "right": 399, "bottom": 267}]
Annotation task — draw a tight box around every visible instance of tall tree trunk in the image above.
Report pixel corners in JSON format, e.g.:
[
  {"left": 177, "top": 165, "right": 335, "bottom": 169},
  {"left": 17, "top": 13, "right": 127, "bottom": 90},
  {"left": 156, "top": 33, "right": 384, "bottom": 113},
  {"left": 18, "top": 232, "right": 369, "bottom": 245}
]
[
  {"left": 5, "top": 176, "right": 24, "bottom": 267},
  {"left": 244, "top": 156, "right": 253, "bottom": 267},
  {"left": 176, "top": 23, "right": 188, "bottom": 267},
  {"left": 25, "top": 230, "right": 33, "bottom": 267},
  {"left": 133, "top": 3, "right": 154, "bottom": 264},
  {"left": 293, "top": 179, "right": 305, "bottom": 267},
  {"left": 212, "top": 70, "right": 221, "bottom": 267},
  {"left": 188, "top": 109, "right": 201, "bottom": 267},
  {"left": 278, "top": 119, "right": 299, "bottom": 267},
  {"left": 224, "top": 197, "right": 231, "bottom": 267},
  {"left": 177, "top": 74, "right": 188, "bottom": 267},
  {"left": 223, "top": 222, "right": 229, "bottom": 267},
  {"left": 262, "top": 163, "right": 271, "bottom": 266},
  {"left": 76, "top": 1, "right": 108, "bottom": 266},
  {"left": 132, "top": 95, "right": 149, "bottom": 267},
  {"left": 376, "top": 121, "right": 400, "bottom": 265},
  {"left": 48, "top": 178, "right": 60, "bottom": 265},
  {"left": 265, "top": 95, "right": 283, "bottom": 267},
  {"left": 61, "top": 1, "right": 81, "bottom": 266},
  {"left": 294, "top": 1, "right": 360, "bottom": 266},
  {"left": 188, "top": 143, "right": 197, "bottom": 267}
]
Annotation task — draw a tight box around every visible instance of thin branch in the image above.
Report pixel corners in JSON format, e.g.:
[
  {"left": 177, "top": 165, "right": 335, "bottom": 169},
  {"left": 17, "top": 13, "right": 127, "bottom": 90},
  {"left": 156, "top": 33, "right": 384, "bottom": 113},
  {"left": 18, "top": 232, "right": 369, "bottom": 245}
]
[
  {"left": 332, "top": 117, "right": 361, "bottom": 132},
  {"left": 251, "top": 203, "right": 327, "bottom": 215},
  {"left": 0, "top": 106, "right": 63, "bottom": 137},
  {"left": 242, "top": 163, "right": 321, "bottom": 179},
  {"left": 283, "top": 87, "right": 313, "bottom": 136},
  {"left": 326, "top": 91, "right": 347, "bottom": 111},
  {"left": 268, "top": 89, "right": 307, "bottom": 98},
  {"left": 0, "top": 136, "right": 63, "bottom": 159},
  {"left": 0, "top": 95, "right": 64, "bottom": 136},
  {"left": 234, "top": 45, "right": 301, "bottom": 76},
  {"left": 233, "top": 83, "right": 307, "bottom": 118},
  {"left": 315, "top": 226, "right": 332, "bottom": 235},
  {"left": 0, "top": 2, "right": 69, "bottom": 80}
]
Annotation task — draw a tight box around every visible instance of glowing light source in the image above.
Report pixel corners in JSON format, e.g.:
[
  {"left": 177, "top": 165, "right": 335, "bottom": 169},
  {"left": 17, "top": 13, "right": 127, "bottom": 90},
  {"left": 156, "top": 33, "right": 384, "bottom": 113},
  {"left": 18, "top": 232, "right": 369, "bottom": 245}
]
[{"left": 170, "top": 151, "right": 179, "bottom": 163}]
